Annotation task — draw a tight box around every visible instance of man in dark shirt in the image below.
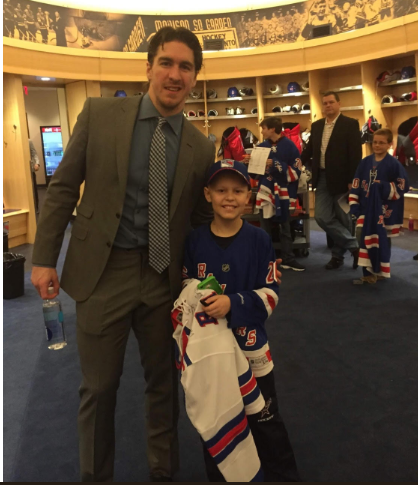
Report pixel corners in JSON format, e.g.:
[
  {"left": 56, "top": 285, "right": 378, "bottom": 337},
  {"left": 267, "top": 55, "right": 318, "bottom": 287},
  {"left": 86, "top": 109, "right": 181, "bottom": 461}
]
[{"left": 302, "top": 91, "right": 361, "bottom": 269}]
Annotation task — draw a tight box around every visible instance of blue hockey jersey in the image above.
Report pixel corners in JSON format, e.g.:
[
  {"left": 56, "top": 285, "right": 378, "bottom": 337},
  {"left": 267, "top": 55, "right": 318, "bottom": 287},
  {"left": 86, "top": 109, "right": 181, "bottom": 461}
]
[
  {"left": 257, "top": 137, "right": 302, "bottom": 216},
  {"left": 254, "top": 174, "right": 289, "bottom": 220},
  {"left": 183, "top": 221, "right": 279, "bottom": 378},
  {"left": 349, "top": 154, "right": 409, "bottom": 237},
  {"left": 357, "top": 183, "right": 391, "bottom": 277}
]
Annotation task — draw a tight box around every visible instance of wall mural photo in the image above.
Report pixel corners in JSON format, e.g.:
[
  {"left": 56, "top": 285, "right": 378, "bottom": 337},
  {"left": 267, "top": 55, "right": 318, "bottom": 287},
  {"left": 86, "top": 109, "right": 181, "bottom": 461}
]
[{"left": 3, "top": 0, "right": 418, "bottom": 52}]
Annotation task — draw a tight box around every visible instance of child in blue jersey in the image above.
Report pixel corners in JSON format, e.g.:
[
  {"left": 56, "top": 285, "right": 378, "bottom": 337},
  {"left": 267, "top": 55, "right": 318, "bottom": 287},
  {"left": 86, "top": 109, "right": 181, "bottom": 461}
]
[
  {"left": 258, "top": 117, "right": 306, "bottom": 272},
  {"left": 349, "top": 128, "right": 409, "bottom": 284},
  {"left": 182, "top": 160, "right": 300, "bottom": 482}
]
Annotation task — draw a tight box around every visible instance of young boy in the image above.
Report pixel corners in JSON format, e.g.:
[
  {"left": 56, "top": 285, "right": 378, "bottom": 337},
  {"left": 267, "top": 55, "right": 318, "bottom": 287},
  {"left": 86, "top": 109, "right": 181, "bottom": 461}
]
[
  {"left": 182, "top": 160, "right": 300, "bottom": 482},
  {"left": 349, "top": 128, "right": 409, "bottom": 284},
  {"left": 258, "top": 117, "right": 306, "bottom": 272}
]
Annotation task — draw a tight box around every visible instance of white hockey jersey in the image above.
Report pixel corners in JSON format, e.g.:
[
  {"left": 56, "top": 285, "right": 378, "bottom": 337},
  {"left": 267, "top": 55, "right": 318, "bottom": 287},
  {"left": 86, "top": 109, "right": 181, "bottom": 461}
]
[{"left": 172, "top": 280, "right": 265, "bottom": 482}]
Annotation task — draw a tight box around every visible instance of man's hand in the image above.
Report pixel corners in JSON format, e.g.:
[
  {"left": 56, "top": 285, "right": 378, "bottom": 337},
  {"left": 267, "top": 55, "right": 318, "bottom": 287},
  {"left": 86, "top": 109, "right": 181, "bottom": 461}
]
[
  {"left": 275, "top": 259, "right": 282, "bottom": 285},
  {"left": 34, "top": 163, "right": 40, "bottom": 172},
  {"left": 203, "top": 295, "right": 231, "bottom": 319},
  {"left": 31, "top": 266, "right": 60, "bottom": 299}
]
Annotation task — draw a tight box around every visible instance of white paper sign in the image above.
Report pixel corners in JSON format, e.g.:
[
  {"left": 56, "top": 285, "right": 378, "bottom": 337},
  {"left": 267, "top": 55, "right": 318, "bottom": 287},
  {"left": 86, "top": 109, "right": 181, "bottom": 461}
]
[{"left": 248, "top": 147, "right": 271, "bottom": 175}]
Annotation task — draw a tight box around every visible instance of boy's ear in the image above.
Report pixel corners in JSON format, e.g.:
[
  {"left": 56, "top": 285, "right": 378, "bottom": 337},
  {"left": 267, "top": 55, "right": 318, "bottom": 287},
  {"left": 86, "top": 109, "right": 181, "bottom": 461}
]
[
  {"left": 204, "top": 186, "right": 211, "bottom": 203},
  {"left": 246, "top": 188, "right": 252, "bottom": 204}
]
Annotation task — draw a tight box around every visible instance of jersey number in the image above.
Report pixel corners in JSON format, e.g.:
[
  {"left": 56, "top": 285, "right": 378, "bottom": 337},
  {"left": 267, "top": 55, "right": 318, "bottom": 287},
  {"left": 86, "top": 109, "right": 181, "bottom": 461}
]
[
  {"left": 245, "top": 330, "right": 257, "bottom": 347},
  {"left": 195, "top": 312, "right": 218, "bottom": 327},
  {"left": 352, "top": 178, "right": 360, "bottom": 189},
  {"left": 266, "top": 262, "right": 275, "bottom": 284}
]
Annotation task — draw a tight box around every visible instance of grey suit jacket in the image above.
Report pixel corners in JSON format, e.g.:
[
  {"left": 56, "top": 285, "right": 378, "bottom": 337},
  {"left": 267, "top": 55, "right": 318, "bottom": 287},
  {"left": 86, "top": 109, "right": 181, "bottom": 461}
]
[{"left": 32, "top": 96, "right": 215, "bottom": 302}]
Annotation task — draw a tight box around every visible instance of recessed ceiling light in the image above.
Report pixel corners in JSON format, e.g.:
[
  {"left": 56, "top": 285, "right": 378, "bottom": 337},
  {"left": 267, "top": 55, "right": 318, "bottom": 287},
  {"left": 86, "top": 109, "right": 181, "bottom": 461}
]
[{"left": 35, "top": 76, "right": 56, "bottom": 81}]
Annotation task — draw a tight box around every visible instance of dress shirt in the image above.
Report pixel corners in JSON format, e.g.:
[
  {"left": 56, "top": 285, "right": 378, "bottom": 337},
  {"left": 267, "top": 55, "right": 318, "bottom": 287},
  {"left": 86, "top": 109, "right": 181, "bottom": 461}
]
[
  {"left": 320, "top": 113, "right": 341, "bottom": 169},
  {"left": 113, "top": 93, "right": 184, "bottom": 249}
]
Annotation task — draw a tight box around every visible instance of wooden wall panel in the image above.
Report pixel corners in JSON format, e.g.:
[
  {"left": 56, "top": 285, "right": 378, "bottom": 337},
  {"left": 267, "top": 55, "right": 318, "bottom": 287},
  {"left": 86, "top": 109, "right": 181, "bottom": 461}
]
[
  {"left": 65, "top": 81, "right": 87, "bottom": 134},
  {"left": 85, "top": 81, "right": 101, "bottom": 98},
  {"left": 3, "top": 44, "right": 102, "bottom": 80},
  {"left": 3, "top": 74, "right": 36, "bottom": 243},
  {"left": 202, "top": 48, "right": 305, "bottom": 79},
  {"left": 308, "top": 70, "right": 323, "bottom": 124}
]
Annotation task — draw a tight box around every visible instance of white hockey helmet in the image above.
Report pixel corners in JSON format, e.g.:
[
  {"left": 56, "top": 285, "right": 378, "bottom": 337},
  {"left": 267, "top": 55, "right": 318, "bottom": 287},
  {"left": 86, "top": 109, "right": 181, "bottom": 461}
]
[
  {"left": 239, "top": 87, "right": 254, "bottom": 96},
  {"left": 381, "top": 94, "right": 398, "bottom": 104},
  {"left": 269, "top": 84, "right": 282, "bottom": 95},
  {"left": 207, "top": 88, "right": 217, "bottom": 99},
  {"left": 189, "top": 90, "right": 202, "bottom": 99}
]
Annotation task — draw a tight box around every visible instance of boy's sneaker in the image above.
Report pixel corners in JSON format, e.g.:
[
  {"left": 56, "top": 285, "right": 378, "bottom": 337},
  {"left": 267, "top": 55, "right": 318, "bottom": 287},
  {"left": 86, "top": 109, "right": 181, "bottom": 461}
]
[{"left": 281, "top": 259, "right": 306, "bottom": 271}]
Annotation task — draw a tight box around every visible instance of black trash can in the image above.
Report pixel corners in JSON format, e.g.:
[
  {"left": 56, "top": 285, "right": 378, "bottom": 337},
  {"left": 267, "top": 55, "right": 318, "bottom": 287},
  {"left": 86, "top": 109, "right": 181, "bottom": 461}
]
[
  {"left": 3, "top": 231, "right": 9, "bottom": 253},
  {"left": 3, "top": 253, "right": 26, "bottom": 299}
]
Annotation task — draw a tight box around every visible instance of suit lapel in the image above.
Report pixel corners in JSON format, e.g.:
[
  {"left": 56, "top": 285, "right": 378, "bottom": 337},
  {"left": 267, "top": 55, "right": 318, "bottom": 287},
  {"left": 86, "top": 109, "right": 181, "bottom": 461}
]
[
  {"left": 115, "top": 96, "right": 142, "bottom": 198},
  {"left": 169, "top": 120, "right": 195, "bottom": 221}
]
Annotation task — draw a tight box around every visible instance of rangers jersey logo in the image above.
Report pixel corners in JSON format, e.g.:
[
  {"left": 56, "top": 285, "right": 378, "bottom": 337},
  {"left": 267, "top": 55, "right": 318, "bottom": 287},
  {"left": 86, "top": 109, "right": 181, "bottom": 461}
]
[
  {"left": 221, "top": 159, "right": 235, "bottom": 168},
  {"left": 274, "top": 161, "right": 283, "bottom": 172},
  {"left": 382, "top": 205, "right": 393, "bottom": 218},
  {"left": 271, "top": 145, "right": 277, "bottom": 153}
]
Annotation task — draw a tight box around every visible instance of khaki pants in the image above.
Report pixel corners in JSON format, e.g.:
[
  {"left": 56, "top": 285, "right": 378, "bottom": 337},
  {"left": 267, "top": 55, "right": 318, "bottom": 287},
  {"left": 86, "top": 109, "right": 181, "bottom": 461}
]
[{"left": 76, "top": 247, "right": 179, "bottom": 481}]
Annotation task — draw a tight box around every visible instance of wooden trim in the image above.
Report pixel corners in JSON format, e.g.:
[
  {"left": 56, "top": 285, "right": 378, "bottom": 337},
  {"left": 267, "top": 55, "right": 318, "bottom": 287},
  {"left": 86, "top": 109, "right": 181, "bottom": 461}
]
[{"left": 8, "top": 234, "right": 27, "bottom": 248}]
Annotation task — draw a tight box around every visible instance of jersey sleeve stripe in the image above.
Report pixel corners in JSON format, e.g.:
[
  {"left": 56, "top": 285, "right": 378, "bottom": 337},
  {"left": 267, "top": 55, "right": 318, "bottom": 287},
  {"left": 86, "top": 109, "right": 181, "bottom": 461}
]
[
  {"left": 240, "top": 373, "right": 258, "bottom": 397},
  {"left": 287, "top": 166, "right": 298, "bottom": 182},
  {"left": 279, "top": 188, "right": 289, "bottom": 200},
  {"left": 364, "top": 234, "right": 379, "bottom": 248},
  {"left": 389, "top": 182, "right": 401, "bottom": 200},
  {"left": 253, "top": 288, "right": 278, "bottom": 316},
  {"left": 206, "top": 410, "right": 249, "bottom": 462},
  {"left": 349, "top": 194, "right": 359, "bottom": 205},
  {"left": 238, "top": 367, "right": 253, "bottom": 387}
]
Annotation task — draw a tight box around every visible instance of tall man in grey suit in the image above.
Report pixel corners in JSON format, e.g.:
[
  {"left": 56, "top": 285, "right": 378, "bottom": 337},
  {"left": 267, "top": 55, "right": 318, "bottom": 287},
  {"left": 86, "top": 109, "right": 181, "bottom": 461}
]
[
  {"left": 302, "top": 91, "right": 361, "bottom": 269},
  {"left": 31, "top": 27, "right": 215, "bottom": 482}
]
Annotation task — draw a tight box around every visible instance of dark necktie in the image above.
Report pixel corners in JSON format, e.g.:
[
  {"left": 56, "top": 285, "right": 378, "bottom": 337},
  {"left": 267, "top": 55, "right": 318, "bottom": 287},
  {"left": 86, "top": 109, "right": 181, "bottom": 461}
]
[{"left": 148, "top": 117, "right": 171, "bottom": 273}]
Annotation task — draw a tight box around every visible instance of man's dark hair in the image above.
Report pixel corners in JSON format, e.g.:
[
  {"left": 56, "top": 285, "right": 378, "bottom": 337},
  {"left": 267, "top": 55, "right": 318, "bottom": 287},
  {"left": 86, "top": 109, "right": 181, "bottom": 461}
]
[
  {"left": 148, "top": 27, "right": 203, "bottom": 75},
  {"left": 373, "top": 128, "right": 393, "bottom": 143},
  {"left": 260, "top": 116, "right": 283, "bottom": 134},
  {"left": 322, "top": 91, "right": 340, "bottom": 102}
]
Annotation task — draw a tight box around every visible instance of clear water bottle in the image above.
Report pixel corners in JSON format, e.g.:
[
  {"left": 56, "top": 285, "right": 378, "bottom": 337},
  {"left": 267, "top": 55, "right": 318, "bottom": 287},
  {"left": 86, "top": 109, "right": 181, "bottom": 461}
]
[{"left": 43, "top": 287, "right": 67, "bottom": 350}]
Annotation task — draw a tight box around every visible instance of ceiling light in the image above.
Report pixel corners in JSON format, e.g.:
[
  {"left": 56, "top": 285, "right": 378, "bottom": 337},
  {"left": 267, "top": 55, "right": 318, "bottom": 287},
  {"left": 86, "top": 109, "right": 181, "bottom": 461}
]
[{"left": 41, "top": 77, "right": 51, "bottom": 81}]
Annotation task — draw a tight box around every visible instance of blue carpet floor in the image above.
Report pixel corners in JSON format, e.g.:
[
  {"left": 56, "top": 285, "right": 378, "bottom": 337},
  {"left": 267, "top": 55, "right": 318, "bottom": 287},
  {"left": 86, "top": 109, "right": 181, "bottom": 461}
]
[{"left": 3, "top": 228, "right": 418, "bottom": 482}]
